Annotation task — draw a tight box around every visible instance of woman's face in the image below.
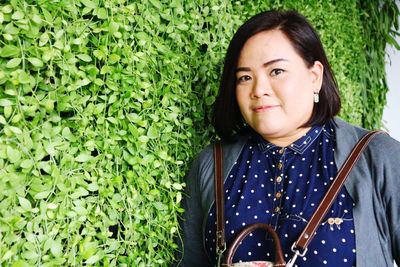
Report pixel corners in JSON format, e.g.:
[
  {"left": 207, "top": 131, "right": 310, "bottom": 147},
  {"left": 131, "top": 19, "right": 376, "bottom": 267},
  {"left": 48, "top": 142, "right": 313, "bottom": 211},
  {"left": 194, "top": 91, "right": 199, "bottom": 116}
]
[{"left": 236, "top": 29, "right": 323, "bottom": 146}]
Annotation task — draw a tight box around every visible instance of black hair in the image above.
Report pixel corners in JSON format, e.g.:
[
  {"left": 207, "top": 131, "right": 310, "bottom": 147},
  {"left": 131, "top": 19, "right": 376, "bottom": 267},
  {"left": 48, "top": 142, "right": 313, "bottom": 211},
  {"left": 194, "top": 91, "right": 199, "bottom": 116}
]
[{"left": 212, "top": 10, "right": 341, "bottom": 140}]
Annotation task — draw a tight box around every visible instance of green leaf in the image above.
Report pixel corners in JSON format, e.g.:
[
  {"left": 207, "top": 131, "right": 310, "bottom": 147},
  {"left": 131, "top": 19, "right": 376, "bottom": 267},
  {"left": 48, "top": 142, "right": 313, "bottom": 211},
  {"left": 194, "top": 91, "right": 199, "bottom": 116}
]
[
  {"left": 158, "top": 151, "right": 169, "bottom": 160},
  {"left": 9, "top": 126, "right": 22, "bottom": 134},
  {"left": 135, "top": 32, "right": 150, "bottom": 41},
  {"left": 109, "top": 21, "right": 119, "bottom": 34},
  {"left": 4, "top": 106, "right": 12, "bottom": 119},
  {"left": 11, "top": 10, "right": 24, "bottom": 20},
  {"left": 34, "top": 191, "right": 51, "bottom": 199},
  {"left": 69, "top": 187, "right": 89, "bottom": 199},
  {"left": 44, "top": 238, "right": 53, "bottom": 252},
  {"left": 77, "top": 54, "right": 92, "bottom": 62},
  {"left": 1, "top": 250, "right": 13, "bottom": 261},
  {"left": 0, "top": 99, "right": 13, "bottom": 106},
  {"left": 44, "top": 142, "right": 56, "bottom": 155},
  {"left": 93, "top": 50, "right": 106, "bottom": 59},
  {"left": 50, "top": 240, "right": 63, "bottom": 257},
  {"left": 76, "top": 78, "right": 91, "bottom": 87},
  {"left": 96, "top": 7, "right": 107, "bottom": 19},
  {"left": 20, "top": 159, "right": 34, "bottom": 169},
  {"left": 7, "top": 146, "right": 21, "bottom": 163},
  {"left": 2, "top": 5, "right": 13, "bottom": 14},
  {"left": 22, "top": 251, "right": 39, "bottom": 260},
  {"left": 172, "top": 183, "right": 183, "bottom": 190},
  {"left": 109, "top": 54, "right": 120, "bottom": 64},
  {"left": 47, "top": 203, "right": 58, "bottom": 210},
  {"left": 85, "top": 254, "right": 101, "bottom": 265},
  {"left": 6, "top": 58, "right": 21, "bottom": 68},
  {"left": 18, "top": 197, "right": 32, "bottom": 210},
  {"left": 39, "top": 32, "right": 49, "bottom": 46},
  {"left": 108, "top": 94, "right": 117, "bottom": 104},
  {"left": 27, "top": 57, "right": 44, "bottom": 67},
  {"left": 176, "top": 192, "right": 182, "bottom": 204},
  {"left": 177, "top": 24, "right": 189, "bottom": 31},
  {"left": 147, "top": 125, "right": 158, "bottom": 139},
  {"left": 75, "top": 153, "right": 92, "bottom": 162},
  {"left": 149, "top": 0, "right": 162, "bottom": 9},
  {"left": 38, "top": 161, "right": 52, "bottom": 174},
  {"left": 153, "top": 202, "right": 167, "bottom": 210},
  {"left": 205, "top": 96, "right": 215, "bottom": 106},
  {"left": 183, "top": 117, "right": 193, "bottom": 125},
  {"left": 81, "top": 0, "right": 97, "bottom": 9},
  {"left": 3, "top": 33, "right": 12, "bottom": 41},
  {"left": 5, "top": 89, "right": 17, "bottom": 96},
  {"left": 0, "top": 114, "right": 6, "bottom": 124},
  {"left": 87, "top": 183, "right": 99, "bottom": 192},
  {"left": 138, "top": 136, "right": 149, "bottom": 143},
  {"left": 106, "top": 117, "right": 118, "bottom": 124},
  {"left": 93, "top": 78, "right": 104, "bottom": 86},
  {"left": 0, "top": 45, "right": 20, "bottom": 57},
  {"left": 18, "top": 71, "right": 31, "bottom": 84},
  {"left": 41, "top": 8, "right": 53, "bottom": 24},
  {"left": 31, "top": 14, "right": 42, "bottom": 24}
]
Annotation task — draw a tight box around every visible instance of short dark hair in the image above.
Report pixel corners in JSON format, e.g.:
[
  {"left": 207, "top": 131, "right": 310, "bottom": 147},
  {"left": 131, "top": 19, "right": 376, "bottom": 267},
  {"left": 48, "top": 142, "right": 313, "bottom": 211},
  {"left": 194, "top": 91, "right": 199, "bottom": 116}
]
[{"left": 212, "top": 10, "right": 341, "bottom": 140}]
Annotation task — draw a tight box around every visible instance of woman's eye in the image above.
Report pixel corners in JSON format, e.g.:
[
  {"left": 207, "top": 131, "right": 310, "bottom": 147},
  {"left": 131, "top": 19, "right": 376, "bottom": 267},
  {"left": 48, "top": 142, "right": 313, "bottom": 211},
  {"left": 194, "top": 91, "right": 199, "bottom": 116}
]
[
  {"left": 237, "top": 75, "right": 252, "bottom": 83},
  {"left": 271, "top": 69, "right": 284, "bottom": 76}
]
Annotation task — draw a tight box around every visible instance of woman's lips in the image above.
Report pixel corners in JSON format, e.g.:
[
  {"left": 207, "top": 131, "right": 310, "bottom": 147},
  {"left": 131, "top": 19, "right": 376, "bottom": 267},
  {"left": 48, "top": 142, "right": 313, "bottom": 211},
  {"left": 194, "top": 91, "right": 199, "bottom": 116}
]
[{"left": 253, "top": 105, "right": 280, "bottom": 113}]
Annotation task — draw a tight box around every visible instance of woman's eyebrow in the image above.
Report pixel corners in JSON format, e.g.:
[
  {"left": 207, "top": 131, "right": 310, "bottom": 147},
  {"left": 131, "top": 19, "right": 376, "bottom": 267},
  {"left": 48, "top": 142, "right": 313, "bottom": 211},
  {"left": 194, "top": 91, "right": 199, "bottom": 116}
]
[
  {"left": 263, "top": 58, "right": 288, "bottom": 67},
  {"left": 236, "top": 58, "right": 288, "bottom": 73}
]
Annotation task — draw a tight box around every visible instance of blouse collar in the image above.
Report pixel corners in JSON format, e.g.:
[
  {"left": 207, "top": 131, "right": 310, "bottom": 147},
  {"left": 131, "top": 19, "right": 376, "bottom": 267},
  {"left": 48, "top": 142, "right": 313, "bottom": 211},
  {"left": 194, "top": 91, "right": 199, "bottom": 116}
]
[{"left": 256, "top": 124, "right": 325, "bottom": 155}]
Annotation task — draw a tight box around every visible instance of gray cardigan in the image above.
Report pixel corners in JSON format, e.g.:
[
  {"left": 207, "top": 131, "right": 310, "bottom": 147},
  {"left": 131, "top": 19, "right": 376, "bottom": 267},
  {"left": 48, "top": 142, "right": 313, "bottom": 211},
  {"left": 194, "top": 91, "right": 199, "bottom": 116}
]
[{"left": 178, "top": 118, "right": 400, "bottom": 266}]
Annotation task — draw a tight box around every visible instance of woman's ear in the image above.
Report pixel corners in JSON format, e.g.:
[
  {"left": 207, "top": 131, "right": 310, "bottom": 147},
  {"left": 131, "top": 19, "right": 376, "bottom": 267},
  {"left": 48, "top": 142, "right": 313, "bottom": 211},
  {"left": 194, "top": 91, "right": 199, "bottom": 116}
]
[{"left": 310, "top": 60, "right": 324, "bottom": 93}]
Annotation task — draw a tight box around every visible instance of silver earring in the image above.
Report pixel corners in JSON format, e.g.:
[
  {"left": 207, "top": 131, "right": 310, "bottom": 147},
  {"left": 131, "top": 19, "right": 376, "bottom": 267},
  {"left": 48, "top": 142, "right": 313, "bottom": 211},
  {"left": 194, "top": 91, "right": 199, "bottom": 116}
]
[{"left": 313, "top": 92, "right": 319, "bottom": 103}]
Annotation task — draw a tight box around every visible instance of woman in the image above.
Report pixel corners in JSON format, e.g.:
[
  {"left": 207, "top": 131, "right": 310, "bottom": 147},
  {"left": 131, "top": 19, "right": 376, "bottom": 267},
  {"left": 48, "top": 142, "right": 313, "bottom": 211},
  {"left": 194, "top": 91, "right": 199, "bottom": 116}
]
[{"left": 178, "top": 10, "right": 400, "bottom": 267}]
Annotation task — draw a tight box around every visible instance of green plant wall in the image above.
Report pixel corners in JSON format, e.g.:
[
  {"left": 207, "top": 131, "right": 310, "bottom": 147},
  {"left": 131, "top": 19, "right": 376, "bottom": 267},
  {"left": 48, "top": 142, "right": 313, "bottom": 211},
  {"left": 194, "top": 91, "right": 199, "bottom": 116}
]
[{"left": 0, "top": 0, "right": 398, "bottom": 266}]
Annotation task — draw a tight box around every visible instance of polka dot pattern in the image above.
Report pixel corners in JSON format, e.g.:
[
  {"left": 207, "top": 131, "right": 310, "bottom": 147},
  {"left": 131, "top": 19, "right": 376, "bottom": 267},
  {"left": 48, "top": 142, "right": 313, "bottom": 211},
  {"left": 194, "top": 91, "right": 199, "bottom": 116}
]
[{"left": 205, "top": 122, "right": 356, "bottom": 266}]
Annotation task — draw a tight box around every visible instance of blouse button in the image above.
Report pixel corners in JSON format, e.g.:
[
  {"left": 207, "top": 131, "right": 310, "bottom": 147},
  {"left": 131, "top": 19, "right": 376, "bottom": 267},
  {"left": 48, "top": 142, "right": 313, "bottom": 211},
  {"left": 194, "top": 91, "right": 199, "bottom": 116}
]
[
  {"left": 279, "top": 148, "right": 284, "bottom": 154},
  {"left": 278, "top": 163, "right": 283, "bottom": 170},
  {"left": 275, "top": 192, "right": 282, "bottom": 199},
  {"left": 274, "top": 206, "right": 281, "bottom": 213},
  {"left": 276, "top": 176, "right": 282, "bottom": 183},
  {"left": 334, "top": 218, "right": 343, "bottom": 225}
]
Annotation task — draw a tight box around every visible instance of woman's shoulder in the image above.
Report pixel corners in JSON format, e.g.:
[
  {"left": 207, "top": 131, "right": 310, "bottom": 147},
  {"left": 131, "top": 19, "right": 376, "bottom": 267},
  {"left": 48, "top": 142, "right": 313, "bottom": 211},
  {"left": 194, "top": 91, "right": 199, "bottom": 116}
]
[
  {"left": 194, "top": 134, "right": 250, "bottom": 164},
  {"left": 334, "top": 117, "right": 400, "bottom": 162}
]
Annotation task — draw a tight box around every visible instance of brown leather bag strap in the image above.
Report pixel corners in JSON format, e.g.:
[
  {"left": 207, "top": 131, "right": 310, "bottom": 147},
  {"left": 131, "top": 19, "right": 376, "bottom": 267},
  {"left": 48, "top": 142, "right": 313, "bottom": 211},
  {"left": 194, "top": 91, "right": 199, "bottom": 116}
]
[
  {"left": 290, "top": 130, "right": 384, "bottom": 257},
  {"left": 214, "top": 141, "right": 226, "bottom": 264}
]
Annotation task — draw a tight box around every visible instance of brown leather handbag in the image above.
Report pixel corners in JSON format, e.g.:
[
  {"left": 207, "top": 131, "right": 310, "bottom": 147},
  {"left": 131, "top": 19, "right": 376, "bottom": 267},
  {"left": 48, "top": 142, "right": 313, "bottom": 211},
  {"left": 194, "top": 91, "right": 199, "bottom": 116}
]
[{"left": 213, "top": 131, "right": 383, "bottom": 267}]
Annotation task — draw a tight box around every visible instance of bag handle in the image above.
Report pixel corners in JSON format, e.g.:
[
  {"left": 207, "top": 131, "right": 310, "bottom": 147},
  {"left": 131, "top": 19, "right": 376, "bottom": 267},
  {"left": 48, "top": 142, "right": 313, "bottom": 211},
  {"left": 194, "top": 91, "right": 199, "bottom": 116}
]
[{"left": 223, "top": 223, "right": 286, "bottom": 266}]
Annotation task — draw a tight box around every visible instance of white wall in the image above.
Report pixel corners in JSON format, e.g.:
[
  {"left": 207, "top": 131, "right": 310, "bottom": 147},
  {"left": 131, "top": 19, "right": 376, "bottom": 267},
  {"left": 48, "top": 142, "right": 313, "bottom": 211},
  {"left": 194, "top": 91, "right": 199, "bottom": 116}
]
[{"left": 382, "top": 3, "right": 400, "bottom": 142}]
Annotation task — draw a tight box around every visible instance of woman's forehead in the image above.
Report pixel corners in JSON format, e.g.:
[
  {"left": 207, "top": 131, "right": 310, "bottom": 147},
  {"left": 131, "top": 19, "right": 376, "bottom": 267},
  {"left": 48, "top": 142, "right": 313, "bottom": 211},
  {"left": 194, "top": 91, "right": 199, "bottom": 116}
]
[{"left": 238, "top": 30, "right": 301, "bottom": 66}]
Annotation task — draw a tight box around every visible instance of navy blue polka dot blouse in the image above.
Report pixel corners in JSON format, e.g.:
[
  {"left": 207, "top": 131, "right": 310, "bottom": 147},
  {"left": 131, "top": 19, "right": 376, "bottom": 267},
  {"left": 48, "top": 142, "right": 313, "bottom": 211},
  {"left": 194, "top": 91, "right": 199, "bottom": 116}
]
[{"left": 205, "top": 122, "right": 356, "bottom": 266}]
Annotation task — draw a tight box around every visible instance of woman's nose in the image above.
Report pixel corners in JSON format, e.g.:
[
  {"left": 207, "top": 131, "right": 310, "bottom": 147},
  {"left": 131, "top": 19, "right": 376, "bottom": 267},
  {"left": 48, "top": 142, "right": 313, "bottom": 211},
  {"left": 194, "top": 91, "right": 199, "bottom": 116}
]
[{"left": 252, "top": 77, "right": 271, "bottom": 98}]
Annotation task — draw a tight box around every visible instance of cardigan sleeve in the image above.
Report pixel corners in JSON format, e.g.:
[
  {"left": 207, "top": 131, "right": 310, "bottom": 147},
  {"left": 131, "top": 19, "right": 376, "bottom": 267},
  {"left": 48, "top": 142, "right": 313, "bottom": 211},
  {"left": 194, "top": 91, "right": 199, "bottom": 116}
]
[
  {"left": 176, "top": 151, "right": 213, "bottom": 267},
  {"left": 373, "top": 133, "right": 400, "bottom": 265},
  {"left": 384, "top": 139, "right": 400, "bottom": 265}
]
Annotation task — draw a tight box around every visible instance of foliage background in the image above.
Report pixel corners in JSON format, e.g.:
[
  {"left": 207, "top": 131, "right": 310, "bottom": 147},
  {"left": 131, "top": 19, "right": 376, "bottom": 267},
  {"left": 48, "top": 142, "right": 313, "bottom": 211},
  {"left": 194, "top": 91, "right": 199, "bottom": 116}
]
[{"left": 0, "top": 0, "right": 398, "bottom": 266}]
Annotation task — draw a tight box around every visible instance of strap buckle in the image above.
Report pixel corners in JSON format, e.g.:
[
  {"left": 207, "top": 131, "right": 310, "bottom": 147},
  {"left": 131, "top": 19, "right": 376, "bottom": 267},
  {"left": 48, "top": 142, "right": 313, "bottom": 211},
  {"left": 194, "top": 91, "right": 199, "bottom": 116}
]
[
  {"left": 286, "top": 243, "right": 308, "bottom": 267},
  {"left": 216, "top": 239, "right": 226, "bottom": 267}
]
